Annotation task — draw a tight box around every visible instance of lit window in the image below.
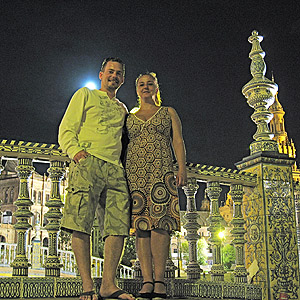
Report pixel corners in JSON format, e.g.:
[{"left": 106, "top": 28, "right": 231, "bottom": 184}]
[{"left": 2, "top": 211, "right": 12, "bottom": 224}]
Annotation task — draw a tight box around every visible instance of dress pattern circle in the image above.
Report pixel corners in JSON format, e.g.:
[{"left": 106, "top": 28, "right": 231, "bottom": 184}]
[
  {"left": 151, "top": 182, "right": 170, "bottom": 205},
  {"left": 125, "top": 106, "right": 180, "bottom": 232}
]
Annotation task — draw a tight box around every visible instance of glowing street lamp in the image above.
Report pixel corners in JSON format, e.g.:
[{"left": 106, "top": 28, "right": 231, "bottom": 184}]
[{"left": 218, "top": 231, "right": 225, "bottom": 240}]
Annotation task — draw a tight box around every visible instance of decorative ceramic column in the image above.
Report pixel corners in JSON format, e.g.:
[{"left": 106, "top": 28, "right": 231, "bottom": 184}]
[
  {"left": 206, "top": 181, "right": 226, "bottom": 281},
  {"left": 294, "top": 182, "right": 300, "bottom": 268},
  {"left": 44, "top": 160, "right": 65, "bottom": 277},
  {"left": 165, "top": 256, "right": 176, "bottom": 278},
  {"left": 242, "top": 30, "right": 278, "bottom": 155},
  {"left": 132, "top": 259, "right": 142, "bottom": 279},
  {"left": 183, "top": 178, "right": 202, "bottom": 279},
  {"left": 11, "top": 158, "right": 34, "bottom": 276},
  {"left": 230, "top": 184, "right": 248, "bottom": 283},
  {"left": 236, "top": 30, "right": 300, "bottom": 300}
]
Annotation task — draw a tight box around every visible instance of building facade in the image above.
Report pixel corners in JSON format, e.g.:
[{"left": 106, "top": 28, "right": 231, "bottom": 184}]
[{"left": 0, "top": 160, "right": 67, "bottom": 247}]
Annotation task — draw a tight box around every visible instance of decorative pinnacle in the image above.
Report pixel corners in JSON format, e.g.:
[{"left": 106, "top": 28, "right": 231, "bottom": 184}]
[
  {"left": 242, "top": 30, "right": 279, "bottom": 155},
  {"left": 248, "top": 30, "right": 264, "bottom": 53},
  {"left": 248, "top": 31, "right": 266, "bottom": 79}
]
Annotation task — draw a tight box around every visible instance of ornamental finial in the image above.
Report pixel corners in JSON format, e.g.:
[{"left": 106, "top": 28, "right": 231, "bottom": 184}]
[{"left": 241, "top": 30, "right": 279, "bottom": 155}]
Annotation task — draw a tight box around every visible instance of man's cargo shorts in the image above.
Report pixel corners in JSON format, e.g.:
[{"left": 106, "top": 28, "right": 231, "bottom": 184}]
[{"left": 60, "top": 155, "right": 131, "bottom": 238}]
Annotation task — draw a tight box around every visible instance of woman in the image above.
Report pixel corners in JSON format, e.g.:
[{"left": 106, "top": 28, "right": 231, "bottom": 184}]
[{"left": 125, "top": 72, "right": 187, "bottom": 299}]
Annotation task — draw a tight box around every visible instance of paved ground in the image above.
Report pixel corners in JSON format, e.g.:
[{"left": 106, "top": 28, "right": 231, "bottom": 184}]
[
  {"left": 0, "top": 298, "right": 200, "bottom": 300},
  {"left": 0, "top": 297, "right": 197, "bottom": 300}
]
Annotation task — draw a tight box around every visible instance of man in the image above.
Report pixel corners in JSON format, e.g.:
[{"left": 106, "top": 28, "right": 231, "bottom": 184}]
[{"left": 59, "top": 57, "right": 134, "bottom": 300}]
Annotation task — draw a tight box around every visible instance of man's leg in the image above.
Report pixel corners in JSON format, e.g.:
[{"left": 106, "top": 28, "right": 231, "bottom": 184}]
[
  {"left": 72, "top": 231, "right": 97, "bottom": 299},
  {"left": 99, "top": 235, "right": 134, "bottom": 299},
  {"left": 100, "top": 163, "right": 133, "bottom": 299}
]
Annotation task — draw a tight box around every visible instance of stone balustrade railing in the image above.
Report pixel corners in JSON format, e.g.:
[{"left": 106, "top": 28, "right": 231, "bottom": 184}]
[
  {"left": 0, "top": 242, "right": 134, "bottom": 278},
  {"left": 0, "top": 139, "right": 262, "bottom": 299},
  {"left": 175, "top": 162, "right": 256, "bottom": 283},
  {"left": 0, "top": 139, "right": 257, "bottom": 281}
]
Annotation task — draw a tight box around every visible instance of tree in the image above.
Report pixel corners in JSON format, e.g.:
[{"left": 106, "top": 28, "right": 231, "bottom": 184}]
[
  {"left": 181, "top": 240, "right": 189, "bottom": 264},
  {"left": 180, "top": 238, "right": 209, "bottom": 266},
  {"left": 197, "top": 237, "right": 209, "bottom": 265},
  {"left": 222, "top": 244, "right": 235, "bottom": 270},
  {"left": 58, "top": 230, "right": 72, "bottom": 250},
  {"left": 121, "top": 236, "right": 136, "bottom": 267},
  {"left": 97, "top": 235, "right": 136, "bottom": 267}
]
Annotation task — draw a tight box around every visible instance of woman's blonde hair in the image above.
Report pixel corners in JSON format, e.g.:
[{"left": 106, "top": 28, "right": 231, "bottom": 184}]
[{"left": 135, "top": 72, "right": 162, "bottom": 107}]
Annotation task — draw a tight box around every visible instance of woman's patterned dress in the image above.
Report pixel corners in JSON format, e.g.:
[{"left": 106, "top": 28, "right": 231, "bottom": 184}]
[{"left": 125, "top": 106, "right": 180, "bottom": 232}]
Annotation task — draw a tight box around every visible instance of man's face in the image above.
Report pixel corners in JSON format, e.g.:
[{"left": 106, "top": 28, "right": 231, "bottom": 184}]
[{"left": 99, "top": 61, "right": 124, "bottom": 92}]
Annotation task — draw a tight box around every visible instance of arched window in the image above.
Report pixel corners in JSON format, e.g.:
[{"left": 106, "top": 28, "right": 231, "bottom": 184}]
[
  {"left": 4, "top": 189, "right": 9, "bottom": 204},
  {"left": 0, "top": 235, "right": 6, "bottom": 243},
  {"left": 38, "top": 191, "right": 42, "bottom": 204},
  {"left": 10, "top": 189, "right": 14, "bottom": 203},
  {"left": 33, "top": 190, "right": 37, "bottom": 202},
  {"left": 43, "top": 237, "right": 49, "bottom": 247},
  {"left": 36, "top": 212, "right": 40, "bottom": 224},
  {"left": 2, "top": 211, "right": 12, "bottom": 224}
]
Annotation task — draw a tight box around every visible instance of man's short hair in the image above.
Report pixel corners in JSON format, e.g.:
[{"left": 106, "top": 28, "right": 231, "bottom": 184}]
[{"left": 101, "top": 57, "right": 125, "bottom": 75}]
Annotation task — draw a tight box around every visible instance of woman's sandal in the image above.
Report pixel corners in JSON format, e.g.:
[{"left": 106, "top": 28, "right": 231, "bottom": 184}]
[
  {"left": 79, "top": 290, "right": 98, "bottom": 300},
  {"left": 136, "top": 281, "right": 154, "bottom": 299},
  {"left": 152, "top": 281, "right": 167, "bottom": 300}
]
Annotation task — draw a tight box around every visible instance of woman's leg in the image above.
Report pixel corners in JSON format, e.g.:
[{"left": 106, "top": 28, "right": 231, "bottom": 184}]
[
  {"left": 136, "top": 230, "right": 154, "bottom": 293},
  {"left": 151, "top": 229, "right": 170, "bottom": 294}
]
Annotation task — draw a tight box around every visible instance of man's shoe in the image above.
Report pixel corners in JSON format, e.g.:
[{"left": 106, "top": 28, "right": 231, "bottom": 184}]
[
  {"left": 79, "top": 290, "right": 98, "bottom": 300},
  {"left": 99, "top": 289, "right": 134, "bottom": 300}
]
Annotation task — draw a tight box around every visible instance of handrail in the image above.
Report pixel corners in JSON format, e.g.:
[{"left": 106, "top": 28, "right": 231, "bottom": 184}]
[{"left": 0, "top": 139, "right": 257, "bottom": 187}]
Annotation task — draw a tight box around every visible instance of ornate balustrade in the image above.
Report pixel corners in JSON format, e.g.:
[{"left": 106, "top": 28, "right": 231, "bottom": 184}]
[
  {"left": 0, "top": 242, "right": 133, "bottom": 278},
  {"left": 0, "top": 140, "right": 68, "bottom": 278},
  {"left": 0, "top": 139, "right": 262, "bottom": 299},
  {"left": 176, "top": 163, "right": 256, "bottom": 284}
]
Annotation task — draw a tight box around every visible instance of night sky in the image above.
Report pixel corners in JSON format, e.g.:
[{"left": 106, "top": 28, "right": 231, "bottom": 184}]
[{"left": 1, "top": 1, "right": 300, "bottom": 169}]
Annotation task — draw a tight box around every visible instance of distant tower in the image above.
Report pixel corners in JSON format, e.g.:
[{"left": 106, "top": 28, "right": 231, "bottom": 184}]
[
  {"left": 269, "top": 88, "right": 300, "bottom": 182},
  {"left": 219, "top": 193, "right": 234, "bottom": 224}
]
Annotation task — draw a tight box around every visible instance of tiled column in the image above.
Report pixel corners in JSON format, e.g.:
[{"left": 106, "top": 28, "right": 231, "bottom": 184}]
[
  {"left": 294, "top": 182, "right": 300, "bottom": 269},
  {"left": 183, "top": 178, "right": 202, "bottom": 279},
  {"left": 230, "top": 184, "right": 248, "bottom": 283},
  {"left": 206, "top": 181, "right": 226, "bottom": 281},
  {"left": 11, "top": 158, "right": 34, "bottom": 276},
  {"left": 238, "top": 29, "right": 300, "bottom": 300},
  {"left": 44, "top": 160, "right": 65, "bottom": 277}
]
